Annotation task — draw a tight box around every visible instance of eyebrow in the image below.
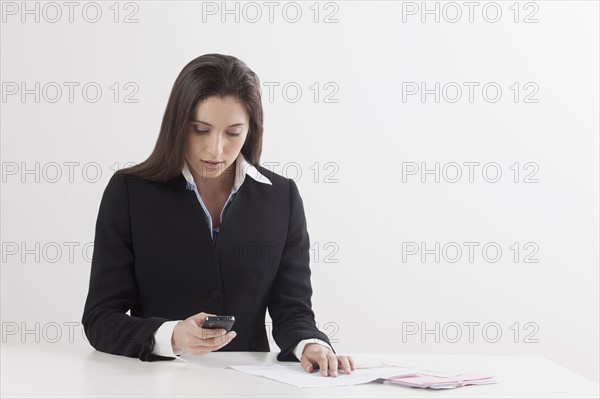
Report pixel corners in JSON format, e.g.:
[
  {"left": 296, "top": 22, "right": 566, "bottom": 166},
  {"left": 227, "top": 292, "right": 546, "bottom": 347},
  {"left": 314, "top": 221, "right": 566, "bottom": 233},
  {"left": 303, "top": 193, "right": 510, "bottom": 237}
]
[{"left": 190, "top": 120, "right": 246, "bottom": 127}]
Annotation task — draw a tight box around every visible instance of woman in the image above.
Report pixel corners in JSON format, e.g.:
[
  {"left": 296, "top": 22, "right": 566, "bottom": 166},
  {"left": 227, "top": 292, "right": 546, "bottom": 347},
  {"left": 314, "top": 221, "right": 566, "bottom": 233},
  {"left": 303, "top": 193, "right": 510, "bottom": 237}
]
[{"left": 81, "top": 53, "right": 355, "bottom": 377}]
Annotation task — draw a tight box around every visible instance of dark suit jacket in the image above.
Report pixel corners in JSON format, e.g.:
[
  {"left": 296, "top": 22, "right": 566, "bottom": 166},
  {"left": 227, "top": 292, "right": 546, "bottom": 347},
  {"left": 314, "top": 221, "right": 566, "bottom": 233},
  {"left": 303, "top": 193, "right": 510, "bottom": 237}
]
[{"left": 81, "top": 166, "right": 334, "bottom": 361}]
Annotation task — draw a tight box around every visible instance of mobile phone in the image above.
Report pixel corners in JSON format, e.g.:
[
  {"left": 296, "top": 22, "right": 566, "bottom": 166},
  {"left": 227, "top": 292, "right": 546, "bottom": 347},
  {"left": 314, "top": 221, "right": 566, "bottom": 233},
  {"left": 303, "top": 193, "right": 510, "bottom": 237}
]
[{"left": 202, "top": 316, "right": 235, "bottom": 332}]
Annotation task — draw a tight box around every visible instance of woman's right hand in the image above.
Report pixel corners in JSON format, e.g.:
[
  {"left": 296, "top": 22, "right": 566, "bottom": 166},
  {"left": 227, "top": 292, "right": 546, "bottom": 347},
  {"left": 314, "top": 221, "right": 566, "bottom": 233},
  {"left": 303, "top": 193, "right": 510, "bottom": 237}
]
[{"left": 171, "top": 312, "right": 237, "bottom": 356}]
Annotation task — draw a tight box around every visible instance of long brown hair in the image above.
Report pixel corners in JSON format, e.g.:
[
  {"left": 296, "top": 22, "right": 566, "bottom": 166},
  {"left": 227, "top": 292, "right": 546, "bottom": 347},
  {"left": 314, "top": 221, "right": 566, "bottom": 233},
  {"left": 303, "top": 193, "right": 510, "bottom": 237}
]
[{"left": 117, "top": 53, "right": 264, "bottom": 183}]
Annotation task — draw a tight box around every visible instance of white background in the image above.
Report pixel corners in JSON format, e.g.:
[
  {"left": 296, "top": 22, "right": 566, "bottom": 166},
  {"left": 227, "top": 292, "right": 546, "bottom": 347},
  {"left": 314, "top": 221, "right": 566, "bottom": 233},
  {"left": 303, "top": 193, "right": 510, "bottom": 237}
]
[{"left": 1, "top": 0, "right": 598, "bottom": 383}]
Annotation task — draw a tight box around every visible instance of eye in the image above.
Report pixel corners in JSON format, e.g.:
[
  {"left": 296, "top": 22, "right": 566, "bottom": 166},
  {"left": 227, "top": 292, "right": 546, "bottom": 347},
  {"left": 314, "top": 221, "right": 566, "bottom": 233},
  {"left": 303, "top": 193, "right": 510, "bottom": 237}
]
[{"left": 193, "top": 128, "right": 241, "bottom": 137}]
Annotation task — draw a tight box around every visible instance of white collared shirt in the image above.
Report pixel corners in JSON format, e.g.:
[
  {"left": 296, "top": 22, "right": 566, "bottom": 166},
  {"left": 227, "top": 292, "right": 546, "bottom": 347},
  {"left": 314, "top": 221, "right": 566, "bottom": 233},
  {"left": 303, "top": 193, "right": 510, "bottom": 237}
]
[
  {"left": 181, "top": 151, "right": 272, "bottom": 242},
  {"left": 152, "top": 152, "right": 333, "bottom": 361}
]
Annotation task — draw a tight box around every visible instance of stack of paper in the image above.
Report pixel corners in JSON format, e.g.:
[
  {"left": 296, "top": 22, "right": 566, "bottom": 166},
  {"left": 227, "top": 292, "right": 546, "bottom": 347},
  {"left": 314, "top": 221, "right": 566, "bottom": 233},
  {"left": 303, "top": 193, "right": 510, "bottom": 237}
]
[
  {"left": 229, "top": 360, "right": 496, "bottom": 390},
  {"left": 229, "top": 363, "right": 497, "bottom": 389},
  {"left": 228, "top": 363, "right": 421, "bottom": 388},
  {"left": 384, "top": 372, "right": 497, "bottom": 389}
]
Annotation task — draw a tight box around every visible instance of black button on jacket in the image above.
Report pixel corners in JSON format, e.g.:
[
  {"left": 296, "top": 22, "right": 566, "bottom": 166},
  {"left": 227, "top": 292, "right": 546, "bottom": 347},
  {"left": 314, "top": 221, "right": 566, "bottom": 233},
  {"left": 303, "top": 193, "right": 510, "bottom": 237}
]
[{"left": 81, "top": 166, "right": 334, "bottom": 362}]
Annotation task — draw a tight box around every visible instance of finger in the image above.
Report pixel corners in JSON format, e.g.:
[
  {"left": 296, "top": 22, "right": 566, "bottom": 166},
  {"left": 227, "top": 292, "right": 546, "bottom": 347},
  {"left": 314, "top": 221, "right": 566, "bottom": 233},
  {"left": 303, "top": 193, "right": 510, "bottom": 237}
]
[
  {"left": 317, "top": 355, "right": 329, "bottom": 377},
  {"left": 190, "top": 331, "right": 237, "bottom": 349},
  {"left": 300, "top": 354, "right": 314, "bottom": 373},
  {"left": 187, "top": 340, "right": 228, "bottom": 357},
  {"left": 347, "top": 355, "right": 356, "bottom": 371},
  {"left": 209, "top": 332, "right": 237, "bottom": 350},
  {"left": 207, "top": 331, "right": 237, "bottom": 347},
  {"left": 191, "top": 313, "right": 216, "bottom": 327},
  {"left": 191, "top": 334, "right": 235, "bottom": 352},
  {"left": 188, "top": 326, "right": 226, "bottom": 341},
  {"left": 200, "top": 328, "right": 228, "bottom": 340},
  {"left": 188, "top": 327, "right": 226, "bottom": 339},
  {"left": 337, "top": 356, "right": 352, "bottom": 374},
  {"left": 327, "top": 352, "right": 338, "bottom": 377}
]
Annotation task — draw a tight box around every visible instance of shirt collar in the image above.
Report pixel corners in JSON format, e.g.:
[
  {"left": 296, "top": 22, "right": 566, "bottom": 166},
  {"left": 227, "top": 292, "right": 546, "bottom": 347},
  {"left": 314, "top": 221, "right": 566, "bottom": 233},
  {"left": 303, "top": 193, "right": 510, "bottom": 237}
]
[{"left": 182, "top": 152, "right": 272, "bottom": 192}]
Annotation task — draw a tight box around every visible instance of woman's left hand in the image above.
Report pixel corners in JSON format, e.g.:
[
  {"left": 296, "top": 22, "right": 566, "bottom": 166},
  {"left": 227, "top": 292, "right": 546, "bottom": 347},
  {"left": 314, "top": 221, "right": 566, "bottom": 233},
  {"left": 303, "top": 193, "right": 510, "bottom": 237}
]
[{"left": 300, "top": 343, "right": 356, "bottom": 377}]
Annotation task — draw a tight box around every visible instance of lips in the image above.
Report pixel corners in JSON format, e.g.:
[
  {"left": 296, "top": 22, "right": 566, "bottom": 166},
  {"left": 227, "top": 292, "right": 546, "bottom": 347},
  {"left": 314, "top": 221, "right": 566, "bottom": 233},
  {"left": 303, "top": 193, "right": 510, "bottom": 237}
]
[{"left": 201, "top": 160, "right": 224, "bottom": 170}]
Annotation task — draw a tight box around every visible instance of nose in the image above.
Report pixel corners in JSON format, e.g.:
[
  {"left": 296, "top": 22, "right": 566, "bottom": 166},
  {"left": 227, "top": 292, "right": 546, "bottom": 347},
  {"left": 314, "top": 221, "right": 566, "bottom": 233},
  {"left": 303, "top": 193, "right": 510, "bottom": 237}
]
[{"left": 206, "top": 131, "right": 225, "bottom": 157}]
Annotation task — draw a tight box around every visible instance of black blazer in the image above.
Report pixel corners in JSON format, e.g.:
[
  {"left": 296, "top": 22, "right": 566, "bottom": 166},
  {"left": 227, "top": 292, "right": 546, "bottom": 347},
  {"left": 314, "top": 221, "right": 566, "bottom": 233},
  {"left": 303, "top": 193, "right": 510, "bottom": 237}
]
[{"left": 81, "top": 166, "right": 334, "bottom": 362}]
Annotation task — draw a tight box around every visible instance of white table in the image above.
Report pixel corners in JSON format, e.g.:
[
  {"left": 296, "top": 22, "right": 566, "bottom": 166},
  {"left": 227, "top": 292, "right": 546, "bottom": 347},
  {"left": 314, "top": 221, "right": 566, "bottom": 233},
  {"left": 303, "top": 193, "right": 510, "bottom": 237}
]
[{"left": 2, "top": 344, "right": 598, "bottom": 398}]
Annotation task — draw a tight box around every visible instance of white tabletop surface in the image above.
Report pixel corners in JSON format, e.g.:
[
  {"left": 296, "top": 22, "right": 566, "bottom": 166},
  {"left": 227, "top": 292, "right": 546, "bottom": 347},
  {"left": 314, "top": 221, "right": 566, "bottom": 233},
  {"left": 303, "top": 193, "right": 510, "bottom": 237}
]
[{"left": 1, "top": 344, "right": 598, "bottom": 398}]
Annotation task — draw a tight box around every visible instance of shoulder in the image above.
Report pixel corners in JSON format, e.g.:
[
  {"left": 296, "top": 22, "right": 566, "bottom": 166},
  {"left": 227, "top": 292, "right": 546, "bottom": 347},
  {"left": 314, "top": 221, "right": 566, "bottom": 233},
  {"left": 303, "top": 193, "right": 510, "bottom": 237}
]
[
  {"left": 99, "top": 172, "right": 176, "bottom": 207},
  {"left": 103, "top": 172, "right": 142, "bottom": 194},
  {"left": 254, "top": 165, "right": 299, "bottom": 193},
  {"left": 108, "top": 171, "right": 181, "bottom": 191},
  {"left": 253, "top": 165, "right": 304, "bottom": 208}
]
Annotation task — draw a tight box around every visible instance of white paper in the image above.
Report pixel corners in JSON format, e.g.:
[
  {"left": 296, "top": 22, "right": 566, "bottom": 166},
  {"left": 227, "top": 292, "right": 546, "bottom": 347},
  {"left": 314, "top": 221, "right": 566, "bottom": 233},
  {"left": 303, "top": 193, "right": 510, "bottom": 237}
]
[
  {"left": 228, "top": 363, "right": 420, "bottom": 388},
  {"left": 355, "top": 360, "right": 466, "bottom": 377}
]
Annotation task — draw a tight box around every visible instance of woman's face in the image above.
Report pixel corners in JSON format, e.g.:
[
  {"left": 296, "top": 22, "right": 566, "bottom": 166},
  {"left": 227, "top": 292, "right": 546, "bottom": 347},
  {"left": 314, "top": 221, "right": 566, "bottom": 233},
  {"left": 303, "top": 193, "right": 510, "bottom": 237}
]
[{"left": 185, "top": 95, "right": 249, "bottom": 182}]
